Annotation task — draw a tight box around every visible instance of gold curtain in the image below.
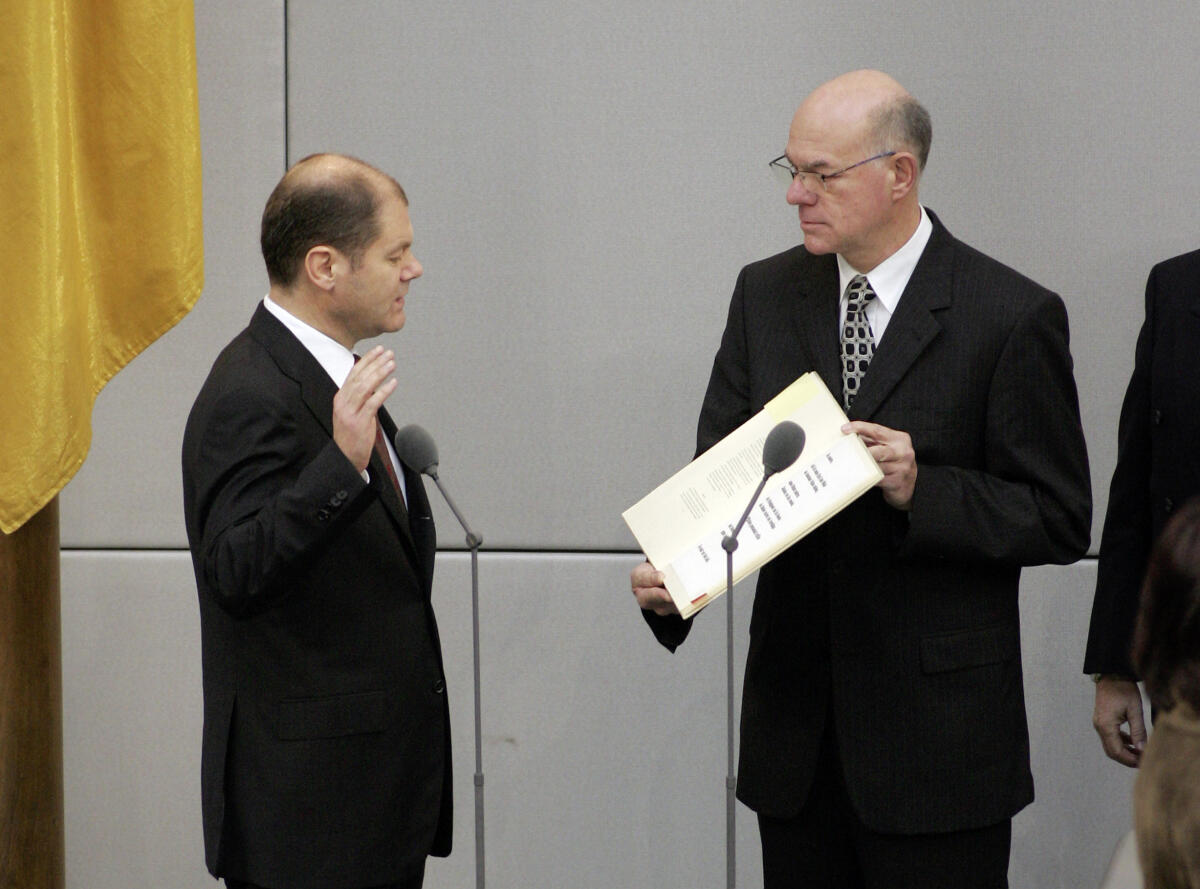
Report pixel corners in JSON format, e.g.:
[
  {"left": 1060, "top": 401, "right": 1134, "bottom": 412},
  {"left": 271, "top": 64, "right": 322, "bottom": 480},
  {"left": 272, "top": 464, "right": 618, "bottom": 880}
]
[{"left": 0, "top": 1, "right": 204, "bottom": 532}]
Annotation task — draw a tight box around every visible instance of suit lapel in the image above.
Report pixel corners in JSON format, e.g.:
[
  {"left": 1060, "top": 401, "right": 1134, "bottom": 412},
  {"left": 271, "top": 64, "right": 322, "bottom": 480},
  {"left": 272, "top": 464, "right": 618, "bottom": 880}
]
[
  {"left": 849, "top": 217, "right": 954, "bottom": 420},
  {"left": 249, "top": 304, "right": 342, "bottom": 440},
  {"left": 374, "top": 407, "right": 425, "bottom": 573},
  {"left": 399, "top": 461, "right": 436, "bottom": 596},
  {"left": 791, "top": 251, "right": 844, "bottom": 399},
  {"left": 248, "top": 304, "right": 422, "bottom": 565}
]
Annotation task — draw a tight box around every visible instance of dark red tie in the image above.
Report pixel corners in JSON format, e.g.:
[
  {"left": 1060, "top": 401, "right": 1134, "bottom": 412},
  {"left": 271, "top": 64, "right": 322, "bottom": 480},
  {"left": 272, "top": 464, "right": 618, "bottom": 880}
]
[
  {"left": 353, "top": 355, "right": 405, "bottom": 502},
  {"left": 374, "top": 424, "right": 404, "bottom": 497}
]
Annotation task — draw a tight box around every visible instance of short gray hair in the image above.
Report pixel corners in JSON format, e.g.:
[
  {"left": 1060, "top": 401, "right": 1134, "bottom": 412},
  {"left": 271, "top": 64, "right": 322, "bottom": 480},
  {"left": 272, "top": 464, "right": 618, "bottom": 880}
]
[{"left": 870, "top": 96, "right": 932, "bottom": 171}]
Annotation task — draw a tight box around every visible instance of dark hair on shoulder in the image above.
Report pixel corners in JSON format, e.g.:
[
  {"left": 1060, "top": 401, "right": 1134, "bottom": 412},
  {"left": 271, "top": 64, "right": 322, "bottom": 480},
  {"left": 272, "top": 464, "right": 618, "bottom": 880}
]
[
  {"left": 260, "top": 153, "right": 408, "bottom": 287},
  {"left": 1133, "top": 497, "right": 1200, "bottom": 712},
  {"left": 871, "top": 96, "right": 932, "bottom": 172}
]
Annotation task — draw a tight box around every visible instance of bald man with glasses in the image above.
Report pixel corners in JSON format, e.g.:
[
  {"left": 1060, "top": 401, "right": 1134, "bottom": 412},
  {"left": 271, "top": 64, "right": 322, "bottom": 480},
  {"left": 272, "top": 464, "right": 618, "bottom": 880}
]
[{"left": 631, "top": 70, "right": 1091, "bottom": 889}]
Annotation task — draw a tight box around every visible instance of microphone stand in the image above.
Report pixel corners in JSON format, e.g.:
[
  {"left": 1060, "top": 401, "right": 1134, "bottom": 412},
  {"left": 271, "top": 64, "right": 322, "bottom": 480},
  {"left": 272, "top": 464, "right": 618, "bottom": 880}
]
[
  {"left": 720, "top": 471, "right": 774, "bottom": 889},
  {"left": 428, "top": 473, "right": 485, "bottom": 889}
]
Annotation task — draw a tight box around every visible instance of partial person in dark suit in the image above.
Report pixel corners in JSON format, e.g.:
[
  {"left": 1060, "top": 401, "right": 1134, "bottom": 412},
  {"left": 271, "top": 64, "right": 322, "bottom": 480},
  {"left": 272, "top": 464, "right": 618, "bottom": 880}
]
[
  {"left": 183, "top": 153, "right": 451, "bottom": 889},
  {"left": 1085, "top": 248, "right": 1200, "bottom": 767},
  {"left": 630, "top": 70, "right": 1091, "bottom": 889}
]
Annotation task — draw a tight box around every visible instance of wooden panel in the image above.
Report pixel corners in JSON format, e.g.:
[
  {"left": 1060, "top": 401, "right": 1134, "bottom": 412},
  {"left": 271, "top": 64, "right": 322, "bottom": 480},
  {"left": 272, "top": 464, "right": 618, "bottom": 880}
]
[{"left": 1, "top": 499, "right": 64, "bottom": 889}]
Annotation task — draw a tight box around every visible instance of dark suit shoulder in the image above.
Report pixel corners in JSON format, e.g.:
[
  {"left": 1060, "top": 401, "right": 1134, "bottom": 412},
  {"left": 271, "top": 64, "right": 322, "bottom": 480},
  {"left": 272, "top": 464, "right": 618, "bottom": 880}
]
[
  {"left": 1150, "top": 246, "right": 1200, "bottom": 280},
  {"left": 739, "top": 244, "right": 824, "bottom": 287},
  {"left": 185, "top": 327, "right": 293, "bottom": 438},
  {"left": 742, "top": 243, "right": 811, "bottom": 274},
  {"left": 1148, "top": 248, "right": 1200, "bottom": 313},
  {"left": 932, "top": 231, "right": 1067, "bottom": 337},
  {"left": 187, "top": 305, "right": 332, "bottom": 422},
  {"left": 735, "top": 245, "right": 836, "bottom": 327},
  {"left": 205, "top": 322, "right": 285, "bottom": 384},
  {"left": 947, "top": 236, "right": 1055, "bottom": 300}
]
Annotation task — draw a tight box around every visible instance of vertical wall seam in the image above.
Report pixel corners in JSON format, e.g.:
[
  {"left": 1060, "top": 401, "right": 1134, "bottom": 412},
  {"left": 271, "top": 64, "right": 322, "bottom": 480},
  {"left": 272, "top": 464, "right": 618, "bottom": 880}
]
[{"left": 282, "top": 0, "right": 290, "bottom": 167}]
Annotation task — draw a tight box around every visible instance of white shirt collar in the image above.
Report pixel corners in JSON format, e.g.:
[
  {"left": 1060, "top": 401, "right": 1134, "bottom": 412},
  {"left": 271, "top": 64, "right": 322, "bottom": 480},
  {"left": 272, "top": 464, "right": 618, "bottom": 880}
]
[
  {"left": 261, "top": 295, "right": 403, "bottom": 496},
  {"left": 262, "top": 294, "right": 356, "bottom": 386},
  {"left": 836, "top": 205, "right": 933, "bottom": 317}
]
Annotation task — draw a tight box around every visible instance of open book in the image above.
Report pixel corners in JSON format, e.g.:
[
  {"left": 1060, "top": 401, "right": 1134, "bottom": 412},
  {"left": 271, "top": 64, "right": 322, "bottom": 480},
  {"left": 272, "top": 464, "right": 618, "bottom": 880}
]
[{"left": 623, "top": 373, "right": 883, "bottom": 618}]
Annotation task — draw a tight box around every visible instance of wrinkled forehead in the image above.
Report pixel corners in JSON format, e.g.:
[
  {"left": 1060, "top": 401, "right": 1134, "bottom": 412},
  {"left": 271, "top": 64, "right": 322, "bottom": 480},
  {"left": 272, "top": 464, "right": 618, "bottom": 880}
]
[
  {"left": 786, "top": 106, "right": 872, "bottom": 166},
  {"left": 787, "top": 88, "right": 883, "bottom": 163}
]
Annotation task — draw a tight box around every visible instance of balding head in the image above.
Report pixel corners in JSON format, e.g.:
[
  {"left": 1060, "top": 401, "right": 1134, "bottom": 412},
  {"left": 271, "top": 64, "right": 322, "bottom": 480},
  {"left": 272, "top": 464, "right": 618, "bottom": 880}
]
[
  {"left": 260, "top": 153, "right": 408, "bottom": 288},
  {"left": 783, "top": 71, "right": 929, "bottom": 271},
  {"left": 795, "top": 70, "right": 931, "bottom": 171}
]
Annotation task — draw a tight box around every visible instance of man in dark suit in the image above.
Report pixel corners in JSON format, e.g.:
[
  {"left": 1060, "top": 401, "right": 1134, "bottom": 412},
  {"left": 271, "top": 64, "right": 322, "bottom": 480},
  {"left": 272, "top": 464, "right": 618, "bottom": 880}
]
[
  {"left": 631, "top": 70, "right": 1091, "bottom": 888},
  {"left": 1085, "top": 248, "right": 1200, "bottom": 767},
  {"left": 183, "top": 153, "right": 451, "bottom": 889}
]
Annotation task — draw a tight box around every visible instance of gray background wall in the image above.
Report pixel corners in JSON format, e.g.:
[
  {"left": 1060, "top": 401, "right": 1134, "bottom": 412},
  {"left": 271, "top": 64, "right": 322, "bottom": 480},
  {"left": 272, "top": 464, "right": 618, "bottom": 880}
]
[{"left": 56, "top": 0, "right": 1197, "bottom": 885}]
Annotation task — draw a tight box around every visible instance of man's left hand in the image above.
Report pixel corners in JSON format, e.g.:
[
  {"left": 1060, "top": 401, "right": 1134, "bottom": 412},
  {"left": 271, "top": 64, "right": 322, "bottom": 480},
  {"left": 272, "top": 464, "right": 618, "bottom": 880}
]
[{"left": 842, "top": 420, "right": 917, "bottom": 510}]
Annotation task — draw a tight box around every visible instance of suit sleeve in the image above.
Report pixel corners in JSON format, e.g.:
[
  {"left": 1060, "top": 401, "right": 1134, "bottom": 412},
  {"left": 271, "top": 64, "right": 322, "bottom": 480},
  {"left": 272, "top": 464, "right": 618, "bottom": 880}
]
[
  {"left": 187, "top": 383, "right": 371, "bottom": 617},
  {"left": 641, "top": 267, "right": 754, "bottom": 652},
  {"left": 1083, "top": 272, "right": 1158, "bottom": 676},
  {"left": 901, "top": 290, "right": 1092, "bottom": 566}
]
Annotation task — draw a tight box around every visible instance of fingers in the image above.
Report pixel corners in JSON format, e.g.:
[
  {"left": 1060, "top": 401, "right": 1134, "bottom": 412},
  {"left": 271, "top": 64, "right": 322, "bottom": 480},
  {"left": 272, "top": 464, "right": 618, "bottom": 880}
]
[
  {"left": 630, "top": 561, "right": 679, "bottom": 616},
  {"left": 631, "top": 561, "right": 664, "bottom": 588},
  {"left": 1093, "top": 680, "right": 1145, "bottom": 768},
  {"left": 635, "top": 588, "right": 680, "bottom": 616},
  {"left": 842, "top": 421, "right": 916, "bottom": 510},
  {"left": 333, "top": 347, "right": 398, "bottom": 472},
  {"left": 842, "top": 421, "right": 912, "bottom": 461},
  {"left": 1097, "top": 725, "right": 1142, "bottom": 767},
  {"left": 1126, "top": 697, "right": 1148, "bottom": 754},
  {"left": 344, "top": 347, "right": 397, "bottom": 409},
  {"left": 363, "top": 376, "right": 399, "bottom": 415},
  {"left": 842, "top": 420, "right": 891, "bottom": 443},
  {"left": 1093, "top": 679, "right": 1145, "bottom": 767}
]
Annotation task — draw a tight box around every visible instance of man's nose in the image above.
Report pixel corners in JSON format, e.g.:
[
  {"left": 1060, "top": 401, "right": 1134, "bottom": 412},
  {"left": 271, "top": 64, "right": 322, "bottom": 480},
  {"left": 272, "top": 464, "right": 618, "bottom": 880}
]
[{"left": 787, "top": 176, "right": 818, "bottom": 205}]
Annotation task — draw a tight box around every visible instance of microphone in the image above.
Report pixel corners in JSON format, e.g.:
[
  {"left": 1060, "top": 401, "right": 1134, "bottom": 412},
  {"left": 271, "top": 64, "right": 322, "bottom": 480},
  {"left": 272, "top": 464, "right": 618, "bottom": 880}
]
[
  {"left": 393, "top": 423, "right": 487, "bottom": 889},
  {"left": 724, "top": 420, "right": 806, "bottom": 548},
  {"left": 393, "top": 423, "right": 439, "bottom": 477},
  {"left": 762, "top": 420, "right": 806, "bottom": 475},
  {"left": 719, "top": 419, "right": 804, "bottom": 889},
  {"left": 394, "top": 424, "right": 480, "bottom": 548}
]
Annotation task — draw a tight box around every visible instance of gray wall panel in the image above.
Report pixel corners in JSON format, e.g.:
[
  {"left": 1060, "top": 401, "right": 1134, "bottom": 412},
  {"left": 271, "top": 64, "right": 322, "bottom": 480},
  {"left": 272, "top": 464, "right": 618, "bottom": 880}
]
[
  {"left": 63, "top": 552, "right": 1131, "bottom": 888},
  {"left": 284, "top": 0, "right": 1200, "bottom": 551},
  {"left": 60, "top": 0, "right": 286, "bottom": 548},
  {"left": 1014, "top": 562, "right": 1140, "bottom": 889},
  {"left": 61, "top": 553, "right": 209, "bottom": 889}
]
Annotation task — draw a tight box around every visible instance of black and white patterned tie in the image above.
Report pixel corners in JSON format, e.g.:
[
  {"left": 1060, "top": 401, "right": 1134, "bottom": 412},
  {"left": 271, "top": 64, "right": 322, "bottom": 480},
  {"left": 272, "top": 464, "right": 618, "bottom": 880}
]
[{"left": 841, "top": 274, "right": 877, "bottom": 410}]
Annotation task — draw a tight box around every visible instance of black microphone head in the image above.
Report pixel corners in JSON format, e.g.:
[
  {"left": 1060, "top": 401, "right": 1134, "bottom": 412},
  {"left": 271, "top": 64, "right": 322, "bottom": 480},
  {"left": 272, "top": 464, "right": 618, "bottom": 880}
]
[
  {"left": 762, "top": 421, "right": 805, "bottom": 475},
  {"left": 393, "top": 424, "right": 439, "bottom": 476}
]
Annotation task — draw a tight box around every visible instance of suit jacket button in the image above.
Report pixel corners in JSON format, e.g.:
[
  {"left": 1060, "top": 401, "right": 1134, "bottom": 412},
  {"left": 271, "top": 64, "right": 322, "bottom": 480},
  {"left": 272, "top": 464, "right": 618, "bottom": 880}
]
[
  {"left": 1165, "top": 498, "right": 1175, "bottom": 514},
  {"left": 1152, "top": 409, "right": 1163, "bottom": 425},
  {"left": 316, "top": 508, "right": 330, "bottom": 522},
  {"left": 432, "top": 679, "right": 445, "bottom": 694}
]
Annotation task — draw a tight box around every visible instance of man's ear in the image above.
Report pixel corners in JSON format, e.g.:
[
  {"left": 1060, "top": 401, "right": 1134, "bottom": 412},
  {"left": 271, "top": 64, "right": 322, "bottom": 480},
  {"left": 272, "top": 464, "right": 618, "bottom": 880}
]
[
  {"left": 304, "top": 245, "right": 337, "bottom": 291},
  {"left": 889, "top": 152, "right": 919, "bottom": 203}
]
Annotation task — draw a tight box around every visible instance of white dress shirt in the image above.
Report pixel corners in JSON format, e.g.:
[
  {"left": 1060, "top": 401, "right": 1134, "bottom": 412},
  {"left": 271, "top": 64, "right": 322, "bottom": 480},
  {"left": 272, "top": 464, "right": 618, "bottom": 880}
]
[
  {"left": 836, "top": 205, "right": 933, "bottom": 346},
  {"left": 262, "top": 295, "right": 406, "bottom": 504}
]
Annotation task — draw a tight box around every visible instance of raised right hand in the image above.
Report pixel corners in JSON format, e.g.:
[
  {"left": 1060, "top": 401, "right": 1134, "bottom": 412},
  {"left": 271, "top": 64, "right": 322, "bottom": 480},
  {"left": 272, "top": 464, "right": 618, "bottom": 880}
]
[{"left": 333, "top": 346, "right": 398, "bottom": 472}]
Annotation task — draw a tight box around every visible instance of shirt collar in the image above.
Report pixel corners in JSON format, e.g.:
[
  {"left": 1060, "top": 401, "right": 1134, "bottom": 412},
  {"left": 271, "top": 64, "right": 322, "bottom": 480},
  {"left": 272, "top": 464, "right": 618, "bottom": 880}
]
[
  {"left": 262, "top": 294, "right": 356, "bottom": 387},
  {"left": 836, "top": 205, "right": 933, "bottom": 310}
]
